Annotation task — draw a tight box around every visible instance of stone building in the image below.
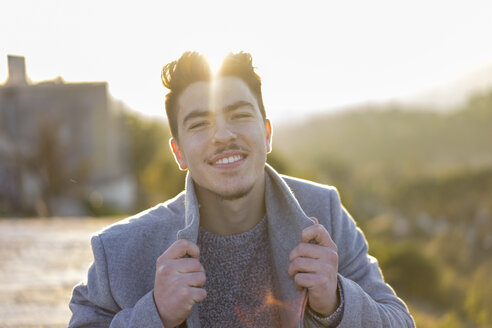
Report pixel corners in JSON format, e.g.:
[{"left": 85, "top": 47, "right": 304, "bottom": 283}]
[{"left": 0, "top": 55, "right": 136, "bottom": 216}]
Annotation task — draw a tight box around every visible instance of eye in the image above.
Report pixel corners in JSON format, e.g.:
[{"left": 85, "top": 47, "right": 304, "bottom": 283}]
[
  {"left": 188, "top": 121, "right": 209, "bottom": 130},
  {"left": 232, "top": 112, "right": 252, "bottom": 120}
]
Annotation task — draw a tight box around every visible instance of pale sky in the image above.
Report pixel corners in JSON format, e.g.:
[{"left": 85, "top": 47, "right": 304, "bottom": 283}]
[{"left": 2, "top": 0, "right": 492, "bottom": 123}]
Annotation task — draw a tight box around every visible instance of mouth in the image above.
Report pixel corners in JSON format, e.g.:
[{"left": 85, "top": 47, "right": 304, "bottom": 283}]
[
  {"left": 215, "top": 154, "right": 243, "bottom": 165},
  {"left": 208, "top": 151, "right": 247, "bottom": 167}
]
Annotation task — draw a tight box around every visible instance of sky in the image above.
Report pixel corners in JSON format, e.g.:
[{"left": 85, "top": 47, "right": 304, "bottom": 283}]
[{"left": 2, "top": 0, "right": 492, "bottom": 123}]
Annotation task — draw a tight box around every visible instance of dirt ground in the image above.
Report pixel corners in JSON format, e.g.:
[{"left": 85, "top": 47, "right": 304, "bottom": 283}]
[{"left": 0, "top": 217, "right": 119, "bottom": 328}]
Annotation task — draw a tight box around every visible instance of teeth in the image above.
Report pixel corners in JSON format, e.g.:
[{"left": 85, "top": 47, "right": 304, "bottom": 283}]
[{"left": 216, "top": 155, "right": 242, "bottom": 165}]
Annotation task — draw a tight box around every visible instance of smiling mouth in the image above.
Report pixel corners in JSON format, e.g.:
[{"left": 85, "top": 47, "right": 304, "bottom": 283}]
[
  {"left": 208, "top": 150, "right": 248, "bottom": 167},
  {"left": 215, "top": 155, "right": 243, "bottom": 165},
  {"left": 208, "top": 144, "right": 248, "bottom": 167}
]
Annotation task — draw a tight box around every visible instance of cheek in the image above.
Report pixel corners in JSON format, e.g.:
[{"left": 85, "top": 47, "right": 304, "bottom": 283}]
[{"left": 182, "top": 136, "right": 207, "bottom": 161}]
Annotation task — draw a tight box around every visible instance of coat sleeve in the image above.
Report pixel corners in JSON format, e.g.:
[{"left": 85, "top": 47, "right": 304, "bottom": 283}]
[
  {"left": 328, "top": 189, "right": 415, "bottom": 328},
  {"left": 68, "top": 235, "right": 164, "bottom": 328}
]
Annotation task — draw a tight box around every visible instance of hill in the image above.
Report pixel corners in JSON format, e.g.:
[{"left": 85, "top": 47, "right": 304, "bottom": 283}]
[
  {"left": 274, "top": 88, "right": 492, "bottom": 183},
  {"left": 404, "top": 61, "right": 492, "bottom": 110}
]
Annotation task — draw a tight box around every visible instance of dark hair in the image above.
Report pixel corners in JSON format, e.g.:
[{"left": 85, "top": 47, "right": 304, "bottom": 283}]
[{"left": 161, "top": 51, "right": 266, "bottom": 138}]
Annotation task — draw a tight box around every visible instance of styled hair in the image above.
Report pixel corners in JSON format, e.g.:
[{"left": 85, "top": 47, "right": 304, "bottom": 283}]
[
  {"left": 161, "top": 51, "right": 266, "bottom": 138},
  {"left": 161, "top": 52, "right": 212, "bottom": 138}
]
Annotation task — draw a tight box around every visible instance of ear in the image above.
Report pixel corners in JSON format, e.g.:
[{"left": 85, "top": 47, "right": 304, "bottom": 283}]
[
  {"left": 265, "top": 119, "right": 273, "bottom": 153},
  {"left": 169, "top": 138, "right": 188, "bottom": 171}
]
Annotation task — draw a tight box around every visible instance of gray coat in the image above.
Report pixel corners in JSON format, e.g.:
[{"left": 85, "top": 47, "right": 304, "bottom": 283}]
[{"left": 69, "top": 165, "right": 415, "bottom": 327}]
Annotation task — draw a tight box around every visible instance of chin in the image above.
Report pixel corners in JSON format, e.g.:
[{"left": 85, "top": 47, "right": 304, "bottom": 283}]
[{"left": 211, "top": 183, "right": 255, "bottom": 201}]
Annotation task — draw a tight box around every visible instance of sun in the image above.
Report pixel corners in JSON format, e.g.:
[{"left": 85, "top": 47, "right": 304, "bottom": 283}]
[
  {"left": 203, "top": 49, "right": 227, "bottom": 74},
  {"left": 201, "top": 46, "right": 246, "bottom": 74},
  {"left": 206, "top": 53, "right": 223, "bottom": 74}
]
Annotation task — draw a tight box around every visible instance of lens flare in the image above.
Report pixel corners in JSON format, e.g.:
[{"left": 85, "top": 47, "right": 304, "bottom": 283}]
[{"left": 233, "top": 288, "right": 307, "bottom": 328}]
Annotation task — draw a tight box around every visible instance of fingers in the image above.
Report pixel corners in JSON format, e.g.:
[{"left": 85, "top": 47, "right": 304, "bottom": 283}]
[
  {"left": 301, "top": 220, "right": 336, "bottom": 249},
  {"left": 174, "top": 286, "right": 207, "bottom": 308},
  {"left": 158, "top": 285, "right": 207, "bottom": 326},
  {"left": 188, "top": 286, "right": 207, "bottom": 303},
  {"left": 182, "top": 271, "right": 206, "bottom": 288},
  {"left": 159, "top": 268, "right": 206, "bottom": 286},
  {"left": 288, "top": 218, "right": 338, "bottom": 289},
  {"left": 161, "top": 239, "right": 201, "bottom": 260},
  {"left": 175, "top": 284, "right": 207, "bottom": 304},
  {"left": 288, "top": 241, "right": 337, "bottom": 262},
  {"left": 175, "top": 258, "right": 205, "bottom": 274},
  {"left": 293, "top": 272, "right": 329, "bottom": 290},
  {"left": 157, "top": 257, "right": 205, "bottom": 280},
  {"left": 288, "top": 257, "right": 335, "bottom": 278},
  {"left": 156, "top": 240, "right": 206, "bottom": 287},
  {"left": 287, "top": 218, "right": 340, "bottom": 316},
  {"left": 163, "top": 272, "right": 207, "bottom": 299},
  {"left": 154, "top": 240, "right": 206, "bottom": 327}
]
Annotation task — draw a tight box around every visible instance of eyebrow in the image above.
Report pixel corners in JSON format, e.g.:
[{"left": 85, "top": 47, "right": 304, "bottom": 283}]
[
  {"left": 182, "top": 101, "right": 255, "bottom": 126},
  {"left": 182, "top": 109, "right": 210, "bottom": 126},
  {"left": 223, "top": 100, "right": 254, "bottom": 113}
]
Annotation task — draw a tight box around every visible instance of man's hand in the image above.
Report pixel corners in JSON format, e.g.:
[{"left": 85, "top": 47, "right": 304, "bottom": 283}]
[
  {"left": 154, "top": 239, "right": 206, "bottom": 328},
  {"left": 288, "top": 217, "right": 339, "bottom": 317}
]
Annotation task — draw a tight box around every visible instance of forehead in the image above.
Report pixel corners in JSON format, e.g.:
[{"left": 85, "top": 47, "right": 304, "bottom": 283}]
[{"left": 177, "top": 76, "right": 258, "bottom": 118}]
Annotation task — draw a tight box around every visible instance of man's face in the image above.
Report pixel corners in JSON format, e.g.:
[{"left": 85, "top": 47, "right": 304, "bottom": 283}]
[{"left": 170, "top": 76, "right": 272, "bottom": 200}]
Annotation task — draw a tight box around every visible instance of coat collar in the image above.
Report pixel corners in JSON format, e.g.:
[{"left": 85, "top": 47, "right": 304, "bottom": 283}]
[
  {"left": 176, "top": 164, "right": 314, "bottom": 327},
  {"left": 263, "top": 164, "right": 313, "bottom": 327},
  {"left": 176, "top": 172, "right": 200, "bottom": 242}
]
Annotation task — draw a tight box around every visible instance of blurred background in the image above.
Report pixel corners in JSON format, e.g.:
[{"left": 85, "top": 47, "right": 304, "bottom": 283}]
[{"left": 1, "top": 0, "right": 491, "bottom": 327}]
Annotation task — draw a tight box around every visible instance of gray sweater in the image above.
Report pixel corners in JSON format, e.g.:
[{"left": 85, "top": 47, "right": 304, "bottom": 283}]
[
  {"left": 197, "top": 216, "right": 280, "bottom": 327},
  {"left": 69, "top": 164, "right": 415, "bottom": 327}
]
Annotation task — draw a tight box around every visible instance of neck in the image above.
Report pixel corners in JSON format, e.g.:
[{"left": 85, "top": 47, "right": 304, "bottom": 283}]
[{"left": 195, "top": 175, "right": 266, "bottom": 235}]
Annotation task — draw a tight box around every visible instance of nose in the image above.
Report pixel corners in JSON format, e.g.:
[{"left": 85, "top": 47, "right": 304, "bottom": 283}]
[{"left": 211, "top": 117, "right": 236, "bottom": 144}]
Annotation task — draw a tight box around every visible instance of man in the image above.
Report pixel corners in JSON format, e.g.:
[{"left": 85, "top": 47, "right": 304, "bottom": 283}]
[{"left": 69, "top": 51, "right": 415, "bottom": 327}]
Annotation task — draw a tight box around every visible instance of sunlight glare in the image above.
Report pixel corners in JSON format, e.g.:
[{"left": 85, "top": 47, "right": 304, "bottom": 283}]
[{"left": 205, "top": 50, "right": 226, "bottom": 74}]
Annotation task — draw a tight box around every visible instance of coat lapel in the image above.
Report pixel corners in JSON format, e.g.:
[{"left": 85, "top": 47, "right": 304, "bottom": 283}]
[
  {"left": 177, "top": 172, "right": 200, "bottom": 243},
  {"left": 176, "top": 173, "right": 202, "bottom": 327},
  {"left": 264, "top": 164, "right": 314, "bottom": 327}
]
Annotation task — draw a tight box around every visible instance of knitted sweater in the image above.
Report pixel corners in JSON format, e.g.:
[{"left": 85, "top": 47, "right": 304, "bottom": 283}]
[{"left": 197, "top": 216, "right": 280, "bottom": 327}]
